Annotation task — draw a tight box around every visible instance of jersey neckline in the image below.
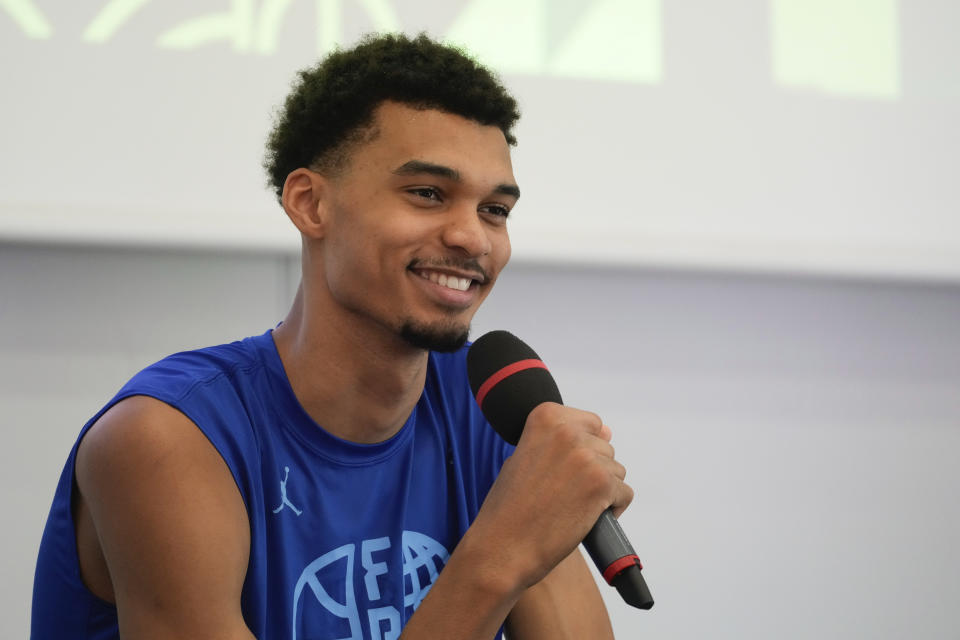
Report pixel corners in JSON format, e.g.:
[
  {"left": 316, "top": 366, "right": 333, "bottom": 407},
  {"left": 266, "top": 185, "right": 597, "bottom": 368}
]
[{"left": 248, "top": 329, "right": 418, "bottom": 466}]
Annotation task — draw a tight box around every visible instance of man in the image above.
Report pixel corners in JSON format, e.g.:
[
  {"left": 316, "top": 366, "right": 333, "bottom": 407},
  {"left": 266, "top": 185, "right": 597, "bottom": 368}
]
[{"left": 33, "top": 33, "right": 633, "bottom": 639}]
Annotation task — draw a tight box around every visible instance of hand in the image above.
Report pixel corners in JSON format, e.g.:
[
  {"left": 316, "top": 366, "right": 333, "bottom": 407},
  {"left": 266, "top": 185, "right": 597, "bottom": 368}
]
[{"left": 469, "top": 402, "right": 634, "bottom": 590}]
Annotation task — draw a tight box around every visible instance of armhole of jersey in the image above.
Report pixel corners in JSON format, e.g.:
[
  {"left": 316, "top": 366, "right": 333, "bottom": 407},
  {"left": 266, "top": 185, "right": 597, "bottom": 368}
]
[{"left": 74, "top": 387, "right": 255, "bottom": 533}]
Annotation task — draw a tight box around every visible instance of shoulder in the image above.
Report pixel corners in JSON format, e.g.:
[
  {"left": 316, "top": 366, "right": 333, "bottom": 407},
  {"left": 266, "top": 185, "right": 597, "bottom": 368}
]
[
  {"left": 119, "top": 334, "right": 267, "bottom": 403},
  {"left": 100, "top": 334, "right": 276, "bottom": 468},
  {"left": 74, "top": 334, "right": 274, "bottom": 543},
  {"left": 77, "top": 395, "right": 215, "bottom": 477},
  {"left": 78, "top": 334, "right": 267, "bottom": 481},
  {"left": 76, "top": 395, "right": 248, "bottom": 535},
  {"left": 74, "top": 395, "right": 252, "bottom": 634}
]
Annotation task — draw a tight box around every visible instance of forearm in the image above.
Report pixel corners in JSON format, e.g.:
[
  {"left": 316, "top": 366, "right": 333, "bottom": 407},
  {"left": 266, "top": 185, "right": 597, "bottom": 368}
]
[
  {"left": 504, "top": 550, "right": 613, "bottom": 640},
  {"left": 399, "top": 527, "right": 525, "bottom": 639}
]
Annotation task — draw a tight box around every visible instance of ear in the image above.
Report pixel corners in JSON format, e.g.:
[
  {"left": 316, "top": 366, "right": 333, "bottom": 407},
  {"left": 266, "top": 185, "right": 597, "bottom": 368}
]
[{"left": 281, "top": 168, "right": 329, "bottom": 240}]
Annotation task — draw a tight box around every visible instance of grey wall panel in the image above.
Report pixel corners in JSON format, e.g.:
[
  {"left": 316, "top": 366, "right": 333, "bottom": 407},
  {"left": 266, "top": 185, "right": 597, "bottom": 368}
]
[
  {"left": 472, "top": 263, "right": 960, "bottom": 639},
  {"left": 0, "top": 244, "right": 294, "bottom": 640}
]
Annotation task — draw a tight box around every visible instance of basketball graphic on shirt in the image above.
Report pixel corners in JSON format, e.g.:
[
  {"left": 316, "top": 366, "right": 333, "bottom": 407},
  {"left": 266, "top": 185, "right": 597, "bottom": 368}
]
[
  {"left": 292, "top": 543, "right": 361, "bottom": 640},
  {"left": 401, "top": 531, "right": 451, "bottom": 610},
  {"left": 292, "top": 531, "right": 450, "bottom": 640}
]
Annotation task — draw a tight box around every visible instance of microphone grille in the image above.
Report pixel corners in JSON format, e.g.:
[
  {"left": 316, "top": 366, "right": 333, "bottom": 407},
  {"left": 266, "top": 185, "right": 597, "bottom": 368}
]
[{"left": 467, "top": 331, "right": 562, "bottom": 445}]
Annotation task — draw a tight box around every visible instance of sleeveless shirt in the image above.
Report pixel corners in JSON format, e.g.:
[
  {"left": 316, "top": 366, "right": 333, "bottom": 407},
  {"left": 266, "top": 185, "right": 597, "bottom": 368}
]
[{"left": 32, "top": 330, "right": 513, "bottom": 639}]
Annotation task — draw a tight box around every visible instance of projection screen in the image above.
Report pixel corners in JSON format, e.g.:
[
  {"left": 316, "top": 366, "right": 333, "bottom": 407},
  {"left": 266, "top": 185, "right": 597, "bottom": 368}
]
[{"left": 1, "top": 1, "right": 957, "bottom": 280}]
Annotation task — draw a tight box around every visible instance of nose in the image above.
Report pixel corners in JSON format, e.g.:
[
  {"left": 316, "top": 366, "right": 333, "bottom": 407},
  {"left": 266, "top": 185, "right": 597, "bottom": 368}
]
[{"left": 442, "top": 205, "right": 493, "bottom": 257}]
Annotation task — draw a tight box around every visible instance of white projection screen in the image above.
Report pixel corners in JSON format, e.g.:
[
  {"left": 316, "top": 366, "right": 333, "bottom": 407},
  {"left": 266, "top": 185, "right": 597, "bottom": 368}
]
[{"left": 1, "top": 1, "right": 958, "bottom": 280}]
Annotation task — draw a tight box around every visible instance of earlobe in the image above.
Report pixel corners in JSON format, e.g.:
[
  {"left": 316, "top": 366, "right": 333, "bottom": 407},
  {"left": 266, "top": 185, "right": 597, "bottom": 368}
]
[{"left": 281, "top": 169, "right": 328, "bottom": 239}]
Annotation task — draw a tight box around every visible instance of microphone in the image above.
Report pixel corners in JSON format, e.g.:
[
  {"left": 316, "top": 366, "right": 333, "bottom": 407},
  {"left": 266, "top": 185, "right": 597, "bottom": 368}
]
[{"left": 466, "top": 330, "right": 654, "bottom": 610}]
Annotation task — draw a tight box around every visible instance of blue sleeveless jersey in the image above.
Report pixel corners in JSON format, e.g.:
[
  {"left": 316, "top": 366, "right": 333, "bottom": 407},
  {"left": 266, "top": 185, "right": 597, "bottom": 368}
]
[{"left": 32, "top": 330, "right": 513, "bottom": 640}]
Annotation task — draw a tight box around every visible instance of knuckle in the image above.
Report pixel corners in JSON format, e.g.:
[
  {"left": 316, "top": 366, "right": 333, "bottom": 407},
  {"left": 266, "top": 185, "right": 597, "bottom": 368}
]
[
  {"left": 523, "top": 406, "right": 544, "bottom": 430},
  {"left": 622, "top": 482, "right": 635, "bottom": 506},
  {"left": 553, "top": 421, "right": 580, "bottom": 447},
  {"left": 525, "top": 403, "right": 563, "bottom": 435},
  {"left": 586, "top": 465, "right": 611, "bottom": 493},
  {"left": 614, "top": 460, "right": 627, "bottom": 480},
  {"left": 531, "top": 401, "right": 562, "bottom": 421},
  {"left": 572, "top": 408, "right": 603, "bottom": 432},
  {"left": 570, "top": 447, "right": 595, "bottom": 469}
]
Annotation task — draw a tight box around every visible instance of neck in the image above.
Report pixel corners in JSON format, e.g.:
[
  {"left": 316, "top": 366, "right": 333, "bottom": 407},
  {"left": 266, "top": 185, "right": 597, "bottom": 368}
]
[{"left": 272, "top": 283, "right": 429, "bottom": 444}]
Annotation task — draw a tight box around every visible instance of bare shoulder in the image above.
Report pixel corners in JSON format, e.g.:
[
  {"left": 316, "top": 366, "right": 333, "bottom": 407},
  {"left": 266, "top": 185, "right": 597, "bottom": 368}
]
[
  {"left": 77, "top": 395, "right": 230, "bottom": 487},
  {"left": 80, "top": 395, "right": 193, "bottom": 470},
  {"left": 75, "top": 395, "right": 254, "bottom": 638}
]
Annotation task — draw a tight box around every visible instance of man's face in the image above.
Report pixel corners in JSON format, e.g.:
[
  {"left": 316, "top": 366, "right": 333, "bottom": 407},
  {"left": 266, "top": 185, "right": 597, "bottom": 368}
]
[{"left": 316, "top": 101, "right": 518, "bottom": 352}]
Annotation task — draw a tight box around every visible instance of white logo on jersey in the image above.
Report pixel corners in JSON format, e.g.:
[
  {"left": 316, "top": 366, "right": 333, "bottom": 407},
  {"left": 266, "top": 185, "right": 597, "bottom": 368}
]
[
  {"left": 292, "top": 531, "right": 450, "bottom": 640},
  {"left": 273, "top": 466, "right": 302, "bottom": 516}
]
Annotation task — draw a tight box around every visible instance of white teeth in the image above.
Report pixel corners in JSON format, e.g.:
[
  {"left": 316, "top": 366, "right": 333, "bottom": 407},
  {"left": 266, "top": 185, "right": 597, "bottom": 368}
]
[{"left": 418, "top": 270, "right": 471, "bottom": 292}]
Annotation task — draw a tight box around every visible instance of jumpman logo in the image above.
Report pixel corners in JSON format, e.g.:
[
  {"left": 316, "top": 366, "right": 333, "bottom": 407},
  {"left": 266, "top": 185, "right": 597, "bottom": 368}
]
[{"left": 273, "top": 466, "right": 302, "bottom": 516}]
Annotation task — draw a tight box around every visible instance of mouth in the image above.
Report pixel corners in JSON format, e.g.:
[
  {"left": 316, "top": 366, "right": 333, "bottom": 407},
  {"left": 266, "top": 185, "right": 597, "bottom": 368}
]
[
  {"left": 408, "top": 260, "right": 488, "bottom": 295},
  {"left": 410, "top": 268, "right": 481, "bottom": 292}
]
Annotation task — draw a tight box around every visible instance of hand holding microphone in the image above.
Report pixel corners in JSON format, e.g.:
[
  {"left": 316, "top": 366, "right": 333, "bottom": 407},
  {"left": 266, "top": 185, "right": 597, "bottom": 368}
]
[{"left": 467, "top": 331, "right": 653, "bottom": 610}]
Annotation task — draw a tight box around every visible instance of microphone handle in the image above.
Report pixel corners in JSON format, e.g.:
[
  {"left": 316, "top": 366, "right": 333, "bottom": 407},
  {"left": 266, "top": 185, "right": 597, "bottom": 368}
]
[{"left": 583, "top": 508, "right": 654, "bottom": 609}]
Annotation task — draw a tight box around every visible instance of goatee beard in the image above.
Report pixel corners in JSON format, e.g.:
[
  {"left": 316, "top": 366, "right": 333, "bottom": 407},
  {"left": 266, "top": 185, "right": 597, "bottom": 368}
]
[{"left": 400, "top": 321, "right": 470, "bottom": 353}]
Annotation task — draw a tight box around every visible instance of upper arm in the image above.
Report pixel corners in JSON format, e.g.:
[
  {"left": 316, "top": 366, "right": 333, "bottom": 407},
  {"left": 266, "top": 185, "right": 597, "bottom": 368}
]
[
  {"left": 503, "top": 548, "right": 614, "bottom": 640},
  {"left": 75, "top": 395, "right": 255, "bottom": 640}
]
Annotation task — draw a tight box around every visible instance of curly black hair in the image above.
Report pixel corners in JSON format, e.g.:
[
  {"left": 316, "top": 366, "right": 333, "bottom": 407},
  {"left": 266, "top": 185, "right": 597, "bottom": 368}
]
[{"left": 263, "top": 33, "right": 521, "bottom": 203}]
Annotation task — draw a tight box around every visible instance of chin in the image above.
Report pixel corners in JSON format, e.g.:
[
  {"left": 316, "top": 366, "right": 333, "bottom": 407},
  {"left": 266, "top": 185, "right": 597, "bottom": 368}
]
[{"left": 399, "top": 320, "right": 470, "bottom": 353}]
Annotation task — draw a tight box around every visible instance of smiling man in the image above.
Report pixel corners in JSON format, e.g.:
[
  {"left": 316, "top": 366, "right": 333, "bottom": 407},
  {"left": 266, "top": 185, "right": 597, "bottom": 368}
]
[{"left": 32, "top": 34, "right": 633, "bottom": 639}]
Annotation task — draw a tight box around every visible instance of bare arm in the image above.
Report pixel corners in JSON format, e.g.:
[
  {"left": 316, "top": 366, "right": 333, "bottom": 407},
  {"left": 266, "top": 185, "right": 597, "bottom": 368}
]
[
  {"left": 504, "top": 550, "right": 614, "bottom": 640},
  {"left": 75, "top": 395, "right": 255, "bottom": 639},
  {"left": 398, "top": 402, "right": 630, "bottom": 639}
]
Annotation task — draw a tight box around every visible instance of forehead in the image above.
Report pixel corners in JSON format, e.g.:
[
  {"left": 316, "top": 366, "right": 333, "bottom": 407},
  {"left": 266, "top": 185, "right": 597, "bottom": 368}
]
[{"left": 346, "top": 101, "right": 516, "bottom": 183}]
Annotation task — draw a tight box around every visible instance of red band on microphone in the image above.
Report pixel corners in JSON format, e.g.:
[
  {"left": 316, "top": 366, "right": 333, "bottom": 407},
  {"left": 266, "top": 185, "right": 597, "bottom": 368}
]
[
  {"left": 475, "top": 359, "right": 548, "bottom": 408},
  {"left": 602, "top": 555, "right": 642, "bottom": 584}
]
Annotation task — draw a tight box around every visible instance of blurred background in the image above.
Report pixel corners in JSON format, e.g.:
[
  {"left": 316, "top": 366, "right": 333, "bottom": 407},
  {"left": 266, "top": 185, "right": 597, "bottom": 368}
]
[{"left": 2, "top": 1, "right": 958, "bottom": 638}]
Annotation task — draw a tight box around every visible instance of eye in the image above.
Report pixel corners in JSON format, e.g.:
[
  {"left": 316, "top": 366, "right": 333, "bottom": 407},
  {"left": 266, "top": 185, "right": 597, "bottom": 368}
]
[
  {"left": 480, "top": 203, "right": 511, "bottom": 220},
  {"left": 407, "top": 186, "right": 442, "bottom": 202}
]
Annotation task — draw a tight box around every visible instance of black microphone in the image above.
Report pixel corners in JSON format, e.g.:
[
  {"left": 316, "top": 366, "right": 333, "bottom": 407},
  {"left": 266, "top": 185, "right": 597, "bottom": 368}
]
[{"left": 466, "top": 330, "right": 654, "bottom": 610}]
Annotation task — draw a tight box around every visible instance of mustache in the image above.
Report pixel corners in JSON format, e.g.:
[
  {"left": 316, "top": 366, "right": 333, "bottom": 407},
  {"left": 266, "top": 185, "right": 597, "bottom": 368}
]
[{"left": 408, "top": 257, "right": 490, "bottom": 283}]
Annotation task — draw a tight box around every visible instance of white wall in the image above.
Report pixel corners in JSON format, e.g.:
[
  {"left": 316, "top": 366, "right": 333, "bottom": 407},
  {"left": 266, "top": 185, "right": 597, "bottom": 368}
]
[
  {"left": 5, "top": 2, "right": 960, "bottom": 279},
  {"left": 4, "top": 243, "right": 959, "bottom": 639}
]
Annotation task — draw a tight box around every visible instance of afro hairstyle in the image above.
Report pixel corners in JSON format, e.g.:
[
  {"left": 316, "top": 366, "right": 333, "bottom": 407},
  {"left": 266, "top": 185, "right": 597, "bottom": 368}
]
[{"left": 263, "top": 32, "right": 521, "bottom": 203}]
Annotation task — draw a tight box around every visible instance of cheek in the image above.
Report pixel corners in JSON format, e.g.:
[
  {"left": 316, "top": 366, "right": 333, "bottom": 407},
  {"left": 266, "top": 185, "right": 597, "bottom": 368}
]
[
  {"left": 322, "top": 231, "right": 373, "bottom": 299},
  {"left": 491, "top": 229, "right": 512, "bottom": 273},
  {"left": 477, "top": 232, "right": 511, "bottom": 301},
  {"left": 332, "top": 230, "right": 411, "bottom": 302}
]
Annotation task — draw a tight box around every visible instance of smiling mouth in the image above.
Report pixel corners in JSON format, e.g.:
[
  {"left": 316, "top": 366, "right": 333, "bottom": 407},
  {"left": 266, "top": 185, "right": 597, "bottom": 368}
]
[{"left": 413, "top": 269, "right": 475, "bottom": 292}]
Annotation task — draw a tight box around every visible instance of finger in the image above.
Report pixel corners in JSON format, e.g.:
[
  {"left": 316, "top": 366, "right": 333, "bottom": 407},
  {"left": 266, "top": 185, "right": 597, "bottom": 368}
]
[
  {"left": 590, "top": 454, "right": 626, "bottom": 483},
  {"left": 580, "top": 411, "right": 605, "bottom": 439},
  {"left": 571, "top": 410, "right": 610, "bottom": 444},
  {"left": 580, "top": 434, "right": 615, "bottom": 459},
  {"left": 610, "top": 481, "right": 635, "bottom": 519},
  {"left": 606, "top": 457, "right": 626, "bottom": 482},
  {"left": 569, "top": 408, "right": 609, "bottom": 443},
  {"left": 598, "top": 423, "right": 613, "bottom": 442}
]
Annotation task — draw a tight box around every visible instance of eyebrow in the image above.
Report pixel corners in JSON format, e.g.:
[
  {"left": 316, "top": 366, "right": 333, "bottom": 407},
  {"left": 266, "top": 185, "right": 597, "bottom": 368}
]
[{"left": 392, "top": 160, "right": 520, "bottom": 200}]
